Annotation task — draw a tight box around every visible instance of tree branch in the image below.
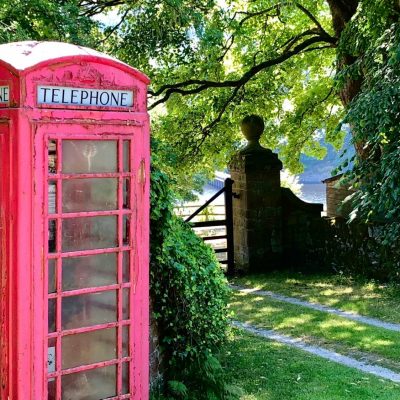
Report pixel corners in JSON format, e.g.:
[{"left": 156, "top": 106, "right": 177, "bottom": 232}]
[
  {"left": 303, "top": 45, "right": 334, "bottom": 52},
  {"left": 79, "top": 0, "right": 127, "bottom": 16},
  {"left": 182, "top": 86, "right": 243, "bottom": 160},
  {"left": 237, "top": 4, "right": 282, "bottom": 27},
  {"left": 295, "top": 2, "right": 327, "bottom": 35},
  {"left": 160, "top": 2, "right": 336, "bottom": 81},
  {"left": 217, "top": 34, "right": 235, "bottom": 62},
  {"left": 280, "top": 28, "right": 320, "bottom": 52},
  {"left": 149, "top": 34, "right": 337, "bottom": 109},
  {"left": 203, "top": 86, "right": 242, "bottom": 135},
  {"left": 97, "top": 8, "right": 130, "bottom": 44},
  {"left": 297, "top": 86, "right": 335, "bottom": 125},
  {"left": 236, "top": 2, "right": 333, "bottom": 40}
]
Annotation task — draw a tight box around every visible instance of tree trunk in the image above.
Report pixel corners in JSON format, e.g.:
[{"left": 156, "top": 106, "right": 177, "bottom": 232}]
[
  {"left": 326, "top": 0, "right": 361, "bottom": 107},
  {"left": 327, "top": 0, "right": 359, "bottom": 38},
  {"left": 326, "top": 0, "right": 365, "bottom": 155}
]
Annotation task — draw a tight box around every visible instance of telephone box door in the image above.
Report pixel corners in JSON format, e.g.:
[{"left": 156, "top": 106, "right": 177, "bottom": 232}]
[{"left": 36, "top": 122, "right": 149, "bottom": 400}]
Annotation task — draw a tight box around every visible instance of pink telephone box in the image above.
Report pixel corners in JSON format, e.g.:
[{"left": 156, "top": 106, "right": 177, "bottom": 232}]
[{"left": 0, "top": 41, "right": 150, "bottom": 400}]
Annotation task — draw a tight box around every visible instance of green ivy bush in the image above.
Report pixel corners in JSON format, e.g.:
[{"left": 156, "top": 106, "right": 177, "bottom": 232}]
[
  {"left": 150, "top": 165, "right": 231, "bottom": 398},
  {"left": 339, "top": 21, "right": 400, "bottom": 244},
  {"left": 319, "top": 218, "right": 400, "bottom": 281},
  {"left": 333, "top": 3, "right": 400, "bottom": 279}
]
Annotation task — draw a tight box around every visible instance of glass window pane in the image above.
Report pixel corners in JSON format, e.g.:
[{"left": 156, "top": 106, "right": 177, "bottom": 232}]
[
  {"left": 123, "top": 289, "right": 130, "bottom": 320},
  {"left": 62, "top": 216, "right": 117, "bottom": 252},
  {"left": 48, "top": 259, "right": 56, "bottom": 294},
  {"left": 49, "top": 220, "right": 57, "bottom": 253},
  {"left": 62, "top": 328, "right": 116, "bottom": 369},
  {"left": 123, "top": 179, "right": 130, "bottom": 209},
  {"left": 48, "top": 140, "right": 57, "bottom": 174},
  {"left": 63, "top": 253, "right": 117, "bottom": 291},
  {"left": 62, "top": 291, "right": 117, "bottom": 330},
  {"left": 48, "top": 181, "right": 57, "bottom": 214},
  {"left": 122, "top": 362, "right": 129, "bottom": 394},
  {"left": 48, "top": 338, "right": 57, "bottom": 374},
  {"left": 48, "top": 379, "right": 56, "bottom": 400},
  {"left": 62, "top": 140, "right": 117, "bottom": 174},
  {"left": 61, "top": 365, "right": 116, "bottom": 400},
  {"left": 62, "top": 178, "right": 118, "bottom": 213},
  {"left": 122, "top": 326, "right": 129, "bottom": 358},
  {"left": 123, "top": 141, "right": 130, "bottom": 172},
  {"left": 48, "top": 299, "right": 56, "bottom": 333},
  {"left": 122, "top": 252, "right": 130, "bottom": 283},
  {"left": 123, "top": 215, "right": 130, "bottom": 246}
]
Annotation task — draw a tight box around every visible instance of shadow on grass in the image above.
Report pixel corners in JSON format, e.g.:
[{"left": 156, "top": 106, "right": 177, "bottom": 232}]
[
  {"left": 220, "top": 329, "right": 400, "bottom": 400},
  {"left": 231, "top": 272, "right": 400, "bottom": 324},
  {"left": 230, "top": 292, "right": 400, "bottom": 361}
]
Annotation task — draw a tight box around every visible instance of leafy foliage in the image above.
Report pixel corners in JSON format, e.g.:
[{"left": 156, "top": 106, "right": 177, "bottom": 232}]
[
  {"left": 150, "top": 162, "right": 231, "bottom": 397},
  {"left": 166, "top": 381, "right": 188, "bottom": 399},
  {"left": 108, "top": 0, "right": 344, "bottom": 185},
  {"left": 152, "top": 355, "right": 242, "bottom": 400},
  {"left": 337, "top": 2, "right": 400, "bottom": 246},
  {"left": 0, "top": 0, "right": 98, "bottom": 46}
]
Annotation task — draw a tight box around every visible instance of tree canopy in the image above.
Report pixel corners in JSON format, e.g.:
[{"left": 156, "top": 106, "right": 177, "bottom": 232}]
[
  {"left": 114, "top": 0, "right": 344, "bottom": 177},
  {"left": 0, "top": 1, "right": 346, "bottom": 176},
  {"left": 1, "top": 0, "right": 399, "bottom": 223}
]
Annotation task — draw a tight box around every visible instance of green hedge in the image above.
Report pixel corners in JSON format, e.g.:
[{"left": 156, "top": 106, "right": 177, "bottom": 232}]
[{"left": 150, "top": 166, "right": 230, "bottom": 397}]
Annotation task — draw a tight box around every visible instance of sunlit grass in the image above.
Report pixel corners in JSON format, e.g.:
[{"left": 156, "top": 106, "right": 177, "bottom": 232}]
[
  {"left": 230, "top": 291, "right": 400, "bottom": 366},
  {"left": 231, "top": 272, "right": 400, "bottom": 323},
  {"left": 220, "top": 329, "right": 400, "bottom": 400}
]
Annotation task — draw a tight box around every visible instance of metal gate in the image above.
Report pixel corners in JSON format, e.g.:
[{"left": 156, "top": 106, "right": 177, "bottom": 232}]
[{"left": 185, "top": 178, "right": 235, "bottom": 276}]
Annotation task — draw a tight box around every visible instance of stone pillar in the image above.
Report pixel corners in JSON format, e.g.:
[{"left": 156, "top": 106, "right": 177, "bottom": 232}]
[{"left": 229, "top": 115, "right": 283, "bottom": 274}]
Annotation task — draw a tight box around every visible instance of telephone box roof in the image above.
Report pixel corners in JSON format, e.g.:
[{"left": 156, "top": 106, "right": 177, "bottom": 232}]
[{"left": 0, "top": 41, "right": 149, "bottom": 84}]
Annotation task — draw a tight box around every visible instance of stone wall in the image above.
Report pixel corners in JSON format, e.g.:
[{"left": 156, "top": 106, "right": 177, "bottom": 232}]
[
  {"left": 312, "top": 217, "right": 400, "bottom": 280},
  {"left": 281, "top": 188, "right": 324, "bottom": 269},
  {"left": 322, "top": 174, "right": 355, "bottom": 218},
  {"left": 226, "top": 116, "right": 399, "bottom": 280},
  {"left": 229, "top": 115, "right": 324, "bottom": 274}
]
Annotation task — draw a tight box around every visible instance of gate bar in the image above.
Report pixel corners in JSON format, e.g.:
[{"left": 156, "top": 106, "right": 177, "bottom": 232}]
[
  {"left": 224, "top": 178, "right": 235, "bottom": 276},
  {"left": 185, "top": 186, "right": 226, "bottom": 223}
]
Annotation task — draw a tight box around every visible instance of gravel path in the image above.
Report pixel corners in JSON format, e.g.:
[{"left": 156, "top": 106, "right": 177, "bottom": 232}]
[
  {"left": 231, "top": 285, "right": 400, "bottom": 332},
  {"left": 233, "top": 320, "right": 400, "bottom": 383}
]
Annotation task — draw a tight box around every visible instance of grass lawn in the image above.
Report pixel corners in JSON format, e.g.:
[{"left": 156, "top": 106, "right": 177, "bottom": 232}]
[
  {"left": 220, "top": 329, "right": 400, "bottom": 400},
  {"left": 231, "top": 272, "right": 400, "bottom": 324},
  {"left": 230, "top": 291, "right": 400, "bottom": 370}
]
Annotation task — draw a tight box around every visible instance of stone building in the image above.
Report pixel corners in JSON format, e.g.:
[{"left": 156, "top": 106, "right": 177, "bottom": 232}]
[{"left": 322, "top": 174, "right": 355, "bottom": 218}]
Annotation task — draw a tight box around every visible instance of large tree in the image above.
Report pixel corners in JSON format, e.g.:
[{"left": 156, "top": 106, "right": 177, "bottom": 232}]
[
  {"left": 1, "top": 1, "right": 398, "bottom": 192},
  {"left": 90, "top": 1, "right": 396, "bottom": 179},
  {"left": 115, "top": 0, "right": 346, "bottom": 176},
  {"left": 98, "top": 0, "right": 400, "bottom": 238}
]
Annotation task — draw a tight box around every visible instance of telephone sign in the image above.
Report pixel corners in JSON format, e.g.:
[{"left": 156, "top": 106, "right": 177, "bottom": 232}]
[
  {"left": 37, "top": 86, "right": 134, "bottom": 107},
  {"left": 0, "top": 86, "right": 9, "bottom": 103}
]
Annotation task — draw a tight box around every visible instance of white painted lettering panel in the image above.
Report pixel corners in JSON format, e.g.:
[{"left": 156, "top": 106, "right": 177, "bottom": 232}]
[
  {"left": 0, "top": 86, "right": 9, "bottom": 104},
  {"left": 37, "top": 85, "right": 134, "bottom": 108}
]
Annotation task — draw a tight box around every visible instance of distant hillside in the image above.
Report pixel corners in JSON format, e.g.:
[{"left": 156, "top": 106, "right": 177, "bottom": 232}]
[{"left": 299, "top": 132, "right": 355, "bottom": 184}]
